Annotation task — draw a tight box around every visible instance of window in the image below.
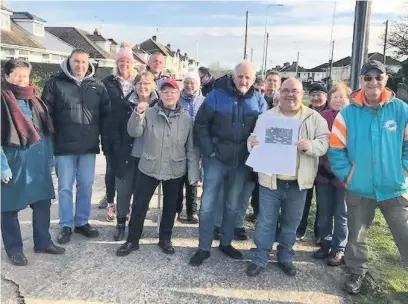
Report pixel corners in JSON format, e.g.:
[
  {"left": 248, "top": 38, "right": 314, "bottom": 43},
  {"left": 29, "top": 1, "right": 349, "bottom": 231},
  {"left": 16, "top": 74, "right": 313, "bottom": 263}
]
[
  {"left": 1, "top": 12, "right": 10, "bottom": 31},
  {"left": 34, "top": 22, "right": 43, "bottom": 35},
  {"left": 1, "top": 47, "right": 14, "bottom": 55}
]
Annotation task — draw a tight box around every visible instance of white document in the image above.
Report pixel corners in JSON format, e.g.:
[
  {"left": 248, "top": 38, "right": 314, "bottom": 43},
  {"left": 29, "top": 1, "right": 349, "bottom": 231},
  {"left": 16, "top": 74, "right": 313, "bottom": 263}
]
[{"left": 246, "top": 115, "right": 300, "bottom": 176}]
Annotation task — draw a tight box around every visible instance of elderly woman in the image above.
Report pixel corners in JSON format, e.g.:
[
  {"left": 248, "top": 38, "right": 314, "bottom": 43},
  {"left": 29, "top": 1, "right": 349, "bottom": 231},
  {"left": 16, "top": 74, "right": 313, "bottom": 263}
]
[
  {"left": 101, "top": 42, "right": 138, "bottom": 221},
  {"left": 314, "top": 82, "right": 351, "bottom": 266},
  {"left": 108, "top": 71, "right": 158, "bottom": 241},
  {"left": 116, "top": 79, "right": 200, "bottom": 256},
  {"left": 176, "top": 71, "right": 204, "bottom": 223},
  {"left": 1, "top": 59, "right": 65, "bottom": 266}
]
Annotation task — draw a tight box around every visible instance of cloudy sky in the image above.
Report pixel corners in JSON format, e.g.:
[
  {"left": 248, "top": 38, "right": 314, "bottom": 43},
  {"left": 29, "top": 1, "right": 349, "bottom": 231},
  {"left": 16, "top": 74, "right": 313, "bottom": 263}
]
[{"left": 5, "top": 0, "right": 408, "bottom": 70}]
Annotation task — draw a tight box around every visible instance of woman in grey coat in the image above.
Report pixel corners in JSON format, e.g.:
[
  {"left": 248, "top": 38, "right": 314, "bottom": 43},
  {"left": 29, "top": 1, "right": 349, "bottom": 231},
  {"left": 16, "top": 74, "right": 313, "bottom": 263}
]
[{"left": 116, "top": 79, "right": 200, "bottom": 256}]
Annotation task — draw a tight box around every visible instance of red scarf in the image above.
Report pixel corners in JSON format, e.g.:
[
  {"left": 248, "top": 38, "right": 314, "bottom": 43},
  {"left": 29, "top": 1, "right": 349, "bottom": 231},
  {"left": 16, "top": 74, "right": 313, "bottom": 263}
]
[{"left": 1, "top": 81, "right": 54, "bottom": 148}]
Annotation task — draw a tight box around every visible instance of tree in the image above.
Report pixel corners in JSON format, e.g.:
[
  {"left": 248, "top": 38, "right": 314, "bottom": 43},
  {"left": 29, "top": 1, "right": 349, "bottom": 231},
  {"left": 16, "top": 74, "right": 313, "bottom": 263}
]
[{"left": 383, "top": 16, "right": 408, "bottom": 59}]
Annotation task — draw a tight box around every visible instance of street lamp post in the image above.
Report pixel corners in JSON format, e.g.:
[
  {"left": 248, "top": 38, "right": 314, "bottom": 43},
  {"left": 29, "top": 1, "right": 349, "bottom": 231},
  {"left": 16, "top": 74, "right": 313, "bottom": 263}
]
[{"left": 261, "top": 3, "right": 283, "bottom": 76}]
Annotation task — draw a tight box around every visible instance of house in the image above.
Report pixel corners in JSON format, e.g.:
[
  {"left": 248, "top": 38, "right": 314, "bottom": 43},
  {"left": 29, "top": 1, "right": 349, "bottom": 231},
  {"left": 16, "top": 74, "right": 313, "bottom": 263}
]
[
  {"left": 306, "top": 63, "right": 329, "bottom": 83},
  {"left": 275, "top": 61, "right": 307, "bottom": 81},
  {"left": 139, "top": 35, "right": 198, "bottom": 80},
  {"left": 45, "top": 27, "right": 117, "bottom": 68},
  {"left": 0, "top": 7, "right": 73, "bottom": 63}
]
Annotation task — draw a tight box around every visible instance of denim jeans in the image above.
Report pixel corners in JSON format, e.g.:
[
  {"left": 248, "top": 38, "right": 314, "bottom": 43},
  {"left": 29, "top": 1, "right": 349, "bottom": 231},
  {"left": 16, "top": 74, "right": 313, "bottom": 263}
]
[
  {"left": 215, "top": 179, "right": 254, "bottom": 229},
  {"left": 1, "top": 200, "right": 52, "bottom": 256},
  {"left": 198, "top": 157, "right": 250, "bottom": 251},
  {"left": 56, "top": 154, "right": 96, "bottom": 228},
  {"left": 316, "top": 182, "right": 348, "bottom": 251},
  {"left": 252, "top": 181, "right": 307, "bottom": 267}
]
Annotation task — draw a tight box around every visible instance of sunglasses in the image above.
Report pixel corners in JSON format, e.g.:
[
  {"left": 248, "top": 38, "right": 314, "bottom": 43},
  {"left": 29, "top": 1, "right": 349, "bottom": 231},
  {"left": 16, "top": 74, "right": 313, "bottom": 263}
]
[{"left": 363, "top": 75, "right": 384, "bottom": 82}]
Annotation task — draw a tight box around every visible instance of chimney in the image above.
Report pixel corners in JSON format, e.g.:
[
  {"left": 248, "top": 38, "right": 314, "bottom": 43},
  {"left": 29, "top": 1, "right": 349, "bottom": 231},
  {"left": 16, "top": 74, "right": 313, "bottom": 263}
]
[
  {"left": 94, "top": 28, "right": 100, "bottom": 35},
  {"left": 152, "top": 35, "right": 157, "bottom": 41},
  {"left": 166, "top": 43, "right": 171, "bottom": 49},
  {"left": 284, "top": 62, "right": 290, "bottom": 67},
  {"left": 184, "top": 53, "right": 188, "bottom": 58},
  {"left": 292, "top": 61, "right": 297, "bottom": 66}
]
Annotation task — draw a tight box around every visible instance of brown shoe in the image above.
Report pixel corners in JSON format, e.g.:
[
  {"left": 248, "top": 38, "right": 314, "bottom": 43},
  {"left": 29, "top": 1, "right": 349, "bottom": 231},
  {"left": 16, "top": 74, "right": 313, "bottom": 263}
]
[{"left": 327, "top": 250, "right": 344, "bottom": 266}]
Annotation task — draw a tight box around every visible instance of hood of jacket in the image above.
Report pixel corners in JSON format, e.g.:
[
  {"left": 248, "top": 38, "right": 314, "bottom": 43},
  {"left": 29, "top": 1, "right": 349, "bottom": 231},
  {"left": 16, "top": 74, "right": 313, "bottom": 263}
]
[
  {"left": 60, "top": 58, "right": 95, "bottom": 86},
  {"left": 214, "top": 75, "right": 255, "bottom": 99},
  {"left": 128, "top": 90, "right": 159, "bottom": 105},
  {"left": 180, "top": 89, "right": 203, "bottom": 102},
  {"left": 350, "top": 87, "right": 395, "bottom": 107}
]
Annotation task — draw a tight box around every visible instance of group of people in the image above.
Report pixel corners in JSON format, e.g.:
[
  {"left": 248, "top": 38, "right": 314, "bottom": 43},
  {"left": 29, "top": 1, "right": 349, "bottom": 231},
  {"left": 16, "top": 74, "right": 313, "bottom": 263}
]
[{"left": 1, "top": 40, "right": 407, "bottom": 296}]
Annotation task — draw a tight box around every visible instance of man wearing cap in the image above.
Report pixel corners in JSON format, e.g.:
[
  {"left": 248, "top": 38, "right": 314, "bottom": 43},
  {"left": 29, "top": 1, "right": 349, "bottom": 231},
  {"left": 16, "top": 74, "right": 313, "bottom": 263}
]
[
  {"left": 116, "top": 79, "right": 200, "bottom": 256},
  {"left": 329, "top": 60, "right": 408, "bottom": 294},
  {"left": 198, "top": 67, "right": 215, "bottom": 97},
  {"left": 297, "top": 82, "right": 330, "bottom": 242},
  {"left": 189, "top": 60, "right": 267, "bottom": 266}
]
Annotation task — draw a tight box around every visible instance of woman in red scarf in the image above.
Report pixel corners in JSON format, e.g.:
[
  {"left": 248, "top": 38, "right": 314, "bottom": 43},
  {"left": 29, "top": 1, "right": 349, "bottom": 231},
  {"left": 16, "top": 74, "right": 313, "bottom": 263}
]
[{"left": 1, "top": 59, "right": 65, "bottom": 266}]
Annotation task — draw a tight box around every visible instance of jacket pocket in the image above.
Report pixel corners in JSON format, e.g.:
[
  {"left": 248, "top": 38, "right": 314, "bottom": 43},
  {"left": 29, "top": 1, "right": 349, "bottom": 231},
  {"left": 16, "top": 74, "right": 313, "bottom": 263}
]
[
  {"left": 140, "top": 152, "right": 156, "bottom": 173},
  {"left": 171, "top": 156, "right": 187, "bottom": 177}
]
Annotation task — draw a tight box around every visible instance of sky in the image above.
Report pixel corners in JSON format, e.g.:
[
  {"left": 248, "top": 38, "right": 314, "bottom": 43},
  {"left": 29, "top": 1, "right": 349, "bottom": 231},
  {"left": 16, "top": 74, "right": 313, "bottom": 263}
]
[{"left": 4, "top": 0, "right": 408, "bottom": 70}]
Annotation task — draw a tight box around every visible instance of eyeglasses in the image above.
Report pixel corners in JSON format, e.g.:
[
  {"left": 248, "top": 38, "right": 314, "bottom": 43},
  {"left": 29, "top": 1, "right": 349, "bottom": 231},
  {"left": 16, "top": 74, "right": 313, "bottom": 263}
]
[
  {"left": 161, "top": 90, "right": 179, "bottom": 95},
  {"left": 363, "top": 75, "right": 384, "bottom": 82}
]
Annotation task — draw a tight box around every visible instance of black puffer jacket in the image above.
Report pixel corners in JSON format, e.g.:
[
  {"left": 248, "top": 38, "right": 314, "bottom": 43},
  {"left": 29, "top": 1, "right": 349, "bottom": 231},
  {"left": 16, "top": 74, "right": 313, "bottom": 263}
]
[
  {"left": 103, "top": 75, "right": 158, "bottom": 178},
  {"left": 201, "top": 76, "right": 215, "bottom": 97},
  {"left": 42, "top": 59, "right": 110, "bottom": 156}
]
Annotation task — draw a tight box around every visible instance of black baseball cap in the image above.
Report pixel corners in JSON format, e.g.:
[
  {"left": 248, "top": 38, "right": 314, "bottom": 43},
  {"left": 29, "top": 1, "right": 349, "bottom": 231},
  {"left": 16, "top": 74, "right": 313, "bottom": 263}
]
[
  {"left": 309, "top": 82, "right": 328, "bottom": 94},
  {"left": 360, "top": 60, "right": 386, "bottom": 75}
]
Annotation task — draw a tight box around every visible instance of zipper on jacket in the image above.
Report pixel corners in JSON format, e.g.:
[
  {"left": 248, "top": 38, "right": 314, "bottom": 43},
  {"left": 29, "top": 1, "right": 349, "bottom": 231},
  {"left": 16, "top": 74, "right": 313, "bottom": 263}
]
[{"left": 232, "top": 99, "right": 238, "bottom": 167}]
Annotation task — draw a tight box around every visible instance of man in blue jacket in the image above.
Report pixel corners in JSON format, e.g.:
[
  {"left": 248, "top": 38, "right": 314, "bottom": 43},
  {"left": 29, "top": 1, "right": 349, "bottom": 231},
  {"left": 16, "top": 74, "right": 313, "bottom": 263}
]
[
  {"left": 329, "top": 60, "right": 408, "bottom": 295},
  {"left": 189, "top": 61, "right": 267, "bottom": 266}
]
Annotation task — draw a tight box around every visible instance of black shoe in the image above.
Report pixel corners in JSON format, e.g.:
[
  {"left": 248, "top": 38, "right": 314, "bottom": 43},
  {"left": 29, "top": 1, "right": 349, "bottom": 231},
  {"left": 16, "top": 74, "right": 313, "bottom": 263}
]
[
  {"left": 189, "top": 249, "right": 210, "bottom": 266},
  {"left": 277, "top": 262, "right": 297, "bottom": 276},
  {"left": 187, "top": 214, "right": 199, "bottom": 224},
  {"left": 246, "top": 262, "right": 264, "bottom": 277},
  {"left": 57, "top": 227, "right": 72, "bottom": 244},
  {"left": 218, "top": 245, "right": 243, "bottom": 259},
  {"left": 344, "top": 273, "right": 365, "bottom": 295},
  {"left": 35, "top": 243, "right": 65, "bottom": 255},
  {"left": 296, "top": 232, "right": 305, "bottom": 241},
  {"left": 74, "top": 224, "right": 99, "bottom": 238},
  {"left": 114, "top": 224, "right": 125, "bottom": 242},
  {"left": 116, "top": 241, "right": 139, "bottom": 257},
  {"left": 234, "top": 228, "right": 248, "bottom": 241},
  {"left": 158, "top": 240, "right": 175, "bottom": 254},
  {"left": 313, "top": 244, "right": 330, "bottom": 259},
  {"left": 9, "top": 252, "right": 28, "bottom": 266},
  {"left": 213, "top": 226, "right": 220, "bottom": 241}
]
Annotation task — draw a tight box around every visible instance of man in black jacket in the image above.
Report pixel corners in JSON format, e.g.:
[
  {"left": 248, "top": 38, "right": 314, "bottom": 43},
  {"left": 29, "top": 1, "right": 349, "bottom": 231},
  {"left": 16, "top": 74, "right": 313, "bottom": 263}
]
[
  {"left": 198, "top": 67, "right": 215, "bottom": 97},
  {"left": 42, "top": 49, "right": 110, "bottom": 244}
]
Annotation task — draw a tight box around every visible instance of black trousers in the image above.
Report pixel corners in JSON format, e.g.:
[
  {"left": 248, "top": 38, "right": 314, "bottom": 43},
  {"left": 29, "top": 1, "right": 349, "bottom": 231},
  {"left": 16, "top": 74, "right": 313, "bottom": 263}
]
[
  {"left": 297, "top": 186, "right": 320, "bottom": 237},
  {"left": 250, "top": 181, "right": 260, "bottom": 216},
  {"left": 176, "top": 173, "right": 198, "bottom": 216},
  {"left": 127, "top": 172, "right": 184, "bottom": 242},
  {"left": 105, "top": 154, "right": 116, "bottom": 203}
]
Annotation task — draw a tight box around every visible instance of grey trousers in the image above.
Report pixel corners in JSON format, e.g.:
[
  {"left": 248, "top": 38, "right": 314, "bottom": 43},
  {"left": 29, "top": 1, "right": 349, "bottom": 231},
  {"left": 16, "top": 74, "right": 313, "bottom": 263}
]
[
  {"left": 345, "top": 191, "right": 408, "bottom": 275},
  {"left": 115, "top": 158, "right": 140, "bottom": 222}
]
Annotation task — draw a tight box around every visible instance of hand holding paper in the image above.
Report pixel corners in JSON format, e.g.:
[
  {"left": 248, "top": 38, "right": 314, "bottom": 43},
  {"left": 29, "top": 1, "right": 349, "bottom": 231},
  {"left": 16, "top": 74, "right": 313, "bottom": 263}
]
[{"left": 297, "top": 139, "right": 311, "bottom": 152}]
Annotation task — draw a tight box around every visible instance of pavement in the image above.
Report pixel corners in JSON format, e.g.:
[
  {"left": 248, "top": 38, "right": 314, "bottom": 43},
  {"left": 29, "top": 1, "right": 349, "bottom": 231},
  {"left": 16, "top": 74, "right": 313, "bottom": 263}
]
[{"left": 1, "top": 155, "right": 354, "bottom": 304}]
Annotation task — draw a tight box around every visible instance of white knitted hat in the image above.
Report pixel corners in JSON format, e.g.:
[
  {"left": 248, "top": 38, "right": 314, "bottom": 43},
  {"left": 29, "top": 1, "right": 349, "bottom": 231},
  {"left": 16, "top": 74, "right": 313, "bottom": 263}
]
[{"left": 183, "top": 71, "right": 201, "bottom": 86}]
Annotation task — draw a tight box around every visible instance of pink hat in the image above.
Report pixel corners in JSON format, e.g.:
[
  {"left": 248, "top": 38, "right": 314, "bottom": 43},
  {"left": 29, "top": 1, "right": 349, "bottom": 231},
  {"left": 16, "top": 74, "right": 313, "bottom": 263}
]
[{"left": 116, "top": 41, "right": 134, "bottom": 62}]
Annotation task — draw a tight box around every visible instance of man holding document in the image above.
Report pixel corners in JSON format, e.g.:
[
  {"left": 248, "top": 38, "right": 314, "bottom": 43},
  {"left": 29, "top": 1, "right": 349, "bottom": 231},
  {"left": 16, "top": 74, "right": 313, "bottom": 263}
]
[{"left": 246, "top": 78, "right": 330, "bottom": 277}]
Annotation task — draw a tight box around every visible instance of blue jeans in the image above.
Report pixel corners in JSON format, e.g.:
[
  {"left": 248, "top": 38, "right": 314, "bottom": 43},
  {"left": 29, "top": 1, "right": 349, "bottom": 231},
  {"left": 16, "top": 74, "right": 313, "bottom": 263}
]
[
  {"left": 252, "top": 181, "right": 307, "bottom": 267},
  {"left": 215, "top": 179, "right": 255, "bottom": 229},
  {"left": 56, "top": 154, "right": 96, "bottom": 228},
  {"left": 1, "top": 200, "right": 52, "bottom": 256},
  {"left": 316, "top": 182, "right": 348, "bottom": 251},
  {"left": 198, "top": 157, "right": 250, "bottom": 251}
]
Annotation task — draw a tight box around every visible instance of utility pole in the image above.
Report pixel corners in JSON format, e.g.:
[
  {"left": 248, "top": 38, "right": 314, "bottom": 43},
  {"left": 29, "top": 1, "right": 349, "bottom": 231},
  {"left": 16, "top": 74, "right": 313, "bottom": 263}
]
[
  {"left": 326, "top": 0, "right": 337, "bottom": 79},
  {"left": 264, "top": 33, "right": 270, "bottom": 73},
  {"left": 243, "top": 10, "right": 248, "bottom": 60},
  {"left": 328, "top": 40, "right": 335, "bottom": 88},
  {"left": 383, "top": 20, "right": 389, "bottom": 64},
  {"left": 363, "top": 0, "right": 372, "bottom": 62},
  {"left": 250, "top": 48, "right": 254, "bottom": 62},
  {"left": 295, "top": 51, "right": 299, "bottom": 77},
  {"left": 350, "top": 0, "right": 371, "bottom": 91}
]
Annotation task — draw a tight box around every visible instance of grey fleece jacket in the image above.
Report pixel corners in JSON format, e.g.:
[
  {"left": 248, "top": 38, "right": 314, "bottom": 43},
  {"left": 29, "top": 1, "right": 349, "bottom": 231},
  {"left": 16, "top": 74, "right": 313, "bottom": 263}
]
[{"left": 127, "top": 103, "right": 200, "bottom": 182}]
